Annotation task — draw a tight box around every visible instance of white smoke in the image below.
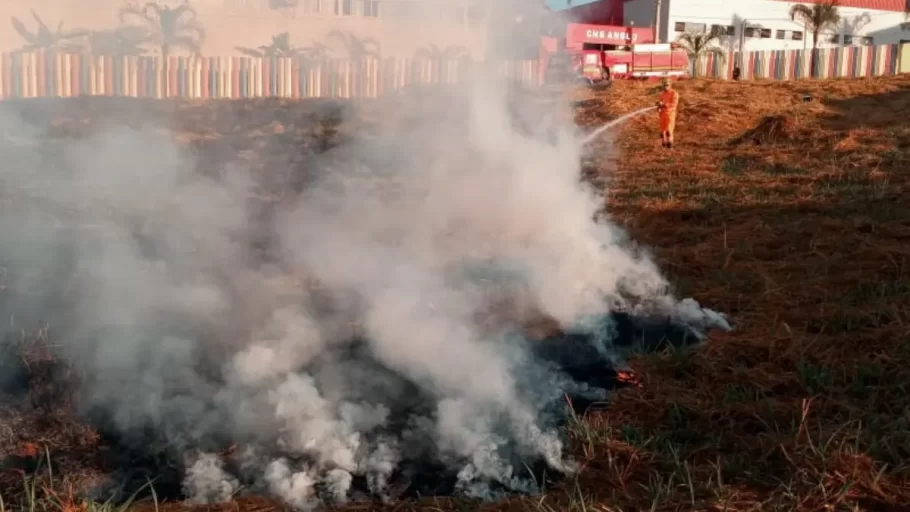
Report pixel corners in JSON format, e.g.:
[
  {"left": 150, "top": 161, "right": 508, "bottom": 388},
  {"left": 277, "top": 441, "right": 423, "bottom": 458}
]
[
  {"left": 0, "top": 7, "right": 729, "bottom": 509},
  {"left": 264, "top": 459, "right": 318, "bottom": 510},
  {"left": 183, "top": 453, "right": 240, "bottom": 504}
]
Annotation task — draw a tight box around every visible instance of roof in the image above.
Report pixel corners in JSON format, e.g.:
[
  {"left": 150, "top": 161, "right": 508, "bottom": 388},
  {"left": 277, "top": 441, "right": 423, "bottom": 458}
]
[
  {"left": 771, "top": 0, "right": 908, "bottom": 13},
  {"left": 545, "top": 0, "right": 603, "bottom": 11}
]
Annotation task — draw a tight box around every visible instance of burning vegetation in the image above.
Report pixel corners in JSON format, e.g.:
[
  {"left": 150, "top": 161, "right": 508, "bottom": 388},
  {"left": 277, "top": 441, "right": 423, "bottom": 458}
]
[
  {"left": 0, "top": 81, "right": 728, "bottom": 511},
  {"left": 6, "top": 68, "right": 909, "bottom": 512}
]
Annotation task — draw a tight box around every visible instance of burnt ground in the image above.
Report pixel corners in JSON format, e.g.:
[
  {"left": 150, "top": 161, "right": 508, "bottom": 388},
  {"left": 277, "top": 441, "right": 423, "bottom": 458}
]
[{"left": 0, "top": 313, "right": 706, "bottom": 506}]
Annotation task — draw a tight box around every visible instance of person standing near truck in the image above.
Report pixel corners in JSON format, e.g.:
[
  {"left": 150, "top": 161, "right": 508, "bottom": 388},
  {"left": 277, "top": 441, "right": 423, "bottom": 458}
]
[{"left": 656, "top": 78, "right": 679, "bottom": 148}]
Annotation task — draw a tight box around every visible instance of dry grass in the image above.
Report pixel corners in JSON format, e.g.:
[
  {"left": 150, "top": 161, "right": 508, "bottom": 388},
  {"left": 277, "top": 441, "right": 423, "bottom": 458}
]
[
  {"left": 562, "top": 76, "right": 910, "bottom": 511},
  {"left": 4, "top": 76, "right": 910, "bottom": 511}
]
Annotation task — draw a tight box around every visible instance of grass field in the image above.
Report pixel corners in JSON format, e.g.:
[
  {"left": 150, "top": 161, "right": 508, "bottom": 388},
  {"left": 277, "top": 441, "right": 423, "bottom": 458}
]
[
  {"left": 564, "top": 76, "right": 910, "bottom": 511},
  {"left": 2, "top": 76, "right": 910, "bottom": 511}
]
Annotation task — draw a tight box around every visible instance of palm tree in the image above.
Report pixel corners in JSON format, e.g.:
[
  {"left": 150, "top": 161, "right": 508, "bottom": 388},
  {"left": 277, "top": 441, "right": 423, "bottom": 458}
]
[
  {"left": 236, "top": 32, "right": 301, "bottom": 58},
  {"left": 119, "top": 0, "right": 204, "bottom": 97},
  {"left": 298, "top": 41, "right": 332, "bottom": 63},
  {"left": 789, "top": 0, "right": 840, "bottom": 76},
  {"left": 10, "top": 10, "right": 87, "bottom": 52},
  {"left": 675, "top": 31, "right": 725, "bottom": 78},
  {"left": 326, "top": 30, "right": 380, "bottom": 61},
  {"left": 85, "top": 26, "right": 148, "bottom": 56},
  {"left": 119, "top": 0, "right": 205, "bottom": 60}
]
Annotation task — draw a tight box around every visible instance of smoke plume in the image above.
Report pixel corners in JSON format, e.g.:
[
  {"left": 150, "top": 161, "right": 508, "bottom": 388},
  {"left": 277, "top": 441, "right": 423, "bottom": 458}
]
[{"left": 0, "top": 5, "right": 729, "bottom": 509}]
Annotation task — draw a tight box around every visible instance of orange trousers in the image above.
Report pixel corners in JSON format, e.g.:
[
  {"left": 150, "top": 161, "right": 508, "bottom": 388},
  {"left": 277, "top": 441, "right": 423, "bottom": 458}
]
[{"left": 659, "top": 111, "right": 677, "bottom": 138}]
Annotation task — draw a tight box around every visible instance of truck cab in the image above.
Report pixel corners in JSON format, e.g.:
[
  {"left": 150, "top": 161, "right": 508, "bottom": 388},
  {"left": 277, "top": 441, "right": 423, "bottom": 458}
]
[{"left": 580, "top": 50, "right": 611, "bottom": 81}]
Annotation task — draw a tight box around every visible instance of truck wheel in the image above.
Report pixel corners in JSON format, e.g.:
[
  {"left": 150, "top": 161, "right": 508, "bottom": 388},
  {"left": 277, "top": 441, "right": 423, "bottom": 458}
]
[{"left": 592, "top": 70, "right": 612, "bottom": 90}]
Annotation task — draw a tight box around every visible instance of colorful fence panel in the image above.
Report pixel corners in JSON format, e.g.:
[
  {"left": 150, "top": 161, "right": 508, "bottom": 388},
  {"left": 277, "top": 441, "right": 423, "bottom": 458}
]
[
  {"left": 694, "top": 44, "right": 899, "bottom": 80},
  {"left": 0, "top": 44, "right": 902, "bottom": 100},
  {"left": 0, "top": 53, "right": 539, "bottom": 100}
]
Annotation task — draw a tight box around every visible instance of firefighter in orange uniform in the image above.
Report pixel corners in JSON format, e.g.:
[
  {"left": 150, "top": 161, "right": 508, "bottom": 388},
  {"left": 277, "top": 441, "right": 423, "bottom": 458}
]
[{"left": 656, "top": 78, "right": 680, "bottom": 148}]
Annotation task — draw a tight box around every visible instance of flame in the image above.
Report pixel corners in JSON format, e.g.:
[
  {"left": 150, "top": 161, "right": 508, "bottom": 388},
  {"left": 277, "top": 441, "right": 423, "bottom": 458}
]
[
  {"left": 17, "top": 441, "right": 39, "bottom": 458},
  {"left": 616, "top": 370, "right": 641, "bottom": 388}
]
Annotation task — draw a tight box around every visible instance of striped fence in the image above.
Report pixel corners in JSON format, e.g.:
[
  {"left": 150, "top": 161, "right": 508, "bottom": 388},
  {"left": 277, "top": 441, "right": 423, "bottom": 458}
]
[
  {"left": 693, "top": 43, "right": 899, "bottom": 80},
  {"left": 0, "top": 44, "right": 901, "bottom": 99},
  {"left": 0, "top": 53, "right": 539, "bottom": 99}
]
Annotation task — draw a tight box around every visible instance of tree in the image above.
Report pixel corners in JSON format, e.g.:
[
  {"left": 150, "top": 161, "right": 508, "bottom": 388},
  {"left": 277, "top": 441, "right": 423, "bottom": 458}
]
[
  {"left": 10, "top": 10, "right": 87, "bottom": 52},
  {"left": 789, "top": 0, "right": 840, "bottom": 76},
  {"left": 326, "top": 30, "right": 380, "bottom": 60},
  {"left": 119, "top": 0, "right": 204, "bottom": 97},
  {"left": 236, "top": 32, "right": 302, "bottom": 58},
  {"left": 85, "top": 26, "right": 148, "bottom": 56},
  {"left": 237, "top": 34, "right": 333, "bottom": 65},
  {"left": 675, "top": 31, "right": 725, "bottom": 78},
  {"left": 298, "top": 42, "right": 332, "bottom": 63},
  {"left": 119, "top": 0, "right": 205, "bottom": 60}
]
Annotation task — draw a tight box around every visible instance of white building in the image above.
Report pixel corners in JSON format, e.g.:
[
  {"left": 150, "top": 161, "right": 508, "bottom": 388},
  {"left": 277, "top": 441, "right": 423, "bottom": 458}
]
[{"left": 623, "top": 0, "right": 910, "bottom": 52}]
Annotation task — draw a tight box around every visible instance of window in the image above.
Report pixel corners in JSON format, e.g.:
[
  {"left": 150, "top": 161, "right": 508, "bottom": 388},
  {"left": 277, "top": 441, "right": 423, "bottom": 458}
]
[
  {"left": 774, "top": 29, "right": 809, "bottom": 41},
  {"left": 744, "top": 26, "right": 759, "bottom": 37},
  {"left": 760, "top": 28, "right": 771, "bottom": 38},
  {"left": 845, "top": 35, "right": 873, "bottom": 45},
  {"left": 335, "top": 0, "right": 352, "bottom": 15},
  {"left": 674, "top": 21, "right": 706, "bottom": 33},
  {"left": 825, "top": 33, "right": 839, "bottom": 43},
  {"left": 362, "top": 0, "right": 378, "bottom": 16},
  {"left": 710, "top": 24, "right": 734, "bottom": 36},
  {"left": 300, "top": 0, "right": 321, "bottom": 12},
  {"left": 224, "top": 0, "right": 251, "bottom": 8},
  {"left": 269, "top": 0, "right": 297, "bottom": 8}
]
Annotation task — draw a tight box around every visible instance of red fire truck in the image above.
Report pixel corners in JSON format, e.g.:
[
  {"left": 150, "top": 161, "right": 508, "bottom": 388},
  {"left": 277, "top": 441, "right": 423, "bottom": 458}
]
[{"left": 540, "top": 23, "right": 689, "bottom": 85}]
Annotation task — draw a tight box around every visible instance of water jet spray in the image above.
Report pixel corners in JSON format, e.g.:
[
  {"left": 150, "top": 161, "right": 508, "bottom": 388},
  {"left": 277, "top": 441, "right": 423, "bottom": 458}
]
[{"left": 582, "top": 106, "right": 657, "bottom": 145}]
